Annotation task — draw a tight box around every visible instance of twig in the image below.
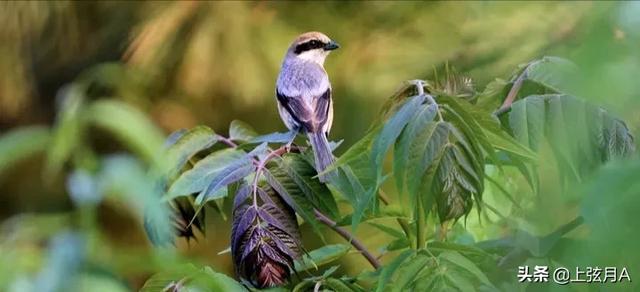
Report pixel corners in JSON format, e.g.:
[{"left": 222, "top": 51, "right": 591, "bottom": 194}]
[
  {"left": 314, "top": 209, "right": 382, "bottom": 269},
  {"left": 378, "top": 190, "right": 415, "bottom": 249},
  {"left": 494, "top": 66, "right": 529, "bottom": 117},
  {"left": 216, "top": 134, "right": 238, "bottom": 148}
]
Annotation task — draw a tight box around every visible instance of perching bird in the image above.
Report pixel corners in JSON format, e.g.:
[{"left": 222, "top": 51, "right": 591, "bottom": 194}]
[{"left": 276, "top": 32, "right": 339, "bottom": 182}]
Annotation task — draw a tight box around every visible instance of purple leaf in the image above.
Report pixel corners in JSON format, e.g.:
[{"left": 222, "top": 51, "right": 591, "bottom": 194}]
[{"left": 198, "top": 160, "right": 253, "bottom": 205}]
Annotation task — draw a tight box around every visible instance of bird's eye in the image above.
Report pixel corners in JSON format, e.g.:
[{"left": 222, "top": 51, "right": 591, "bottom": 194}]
[{"left": 310, "top": 40, "right": 319, "bottom": 46}]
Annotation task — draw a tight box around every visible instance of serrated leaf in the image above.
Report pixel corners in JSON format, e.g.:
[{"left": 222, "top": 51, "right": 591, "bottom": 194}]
[
  {"left": 390, "top": 253, "right": 432, "bottom": 292},
  {"left": 276, "top": 154, "right": 339, "bottom": 219},
  {"left": 264, "top": 168, "right": 322, "bottom": 237},
  {"left": 166, "top": 126, "right": 217, "bottom": 176},
  {"left": 294, "top": 244, "right": 350, "bottom": 272},
  {"left": 509, "top": 95, "right": 545, "bottom": 151},
  {"left": 0, "top": 126, "right": 50, "bottom": 177},
  {"left": 601, "top": 113, "right": 635, "bottom": 161},
  {"left": 229, "top": 120, "right": 258, "bottom": 142},
  {"left": 438, "top": 96, "right": 494, "bottom": 169},
  {"left": 406, "top": 121, "right": 449, "bottom": 204},
  {"left": 375, "top": 249, "right": 413, "bottom": 292},
  {"left": 167, "top": 148, "right": 245, "bottom": 200},
  {"left": 372, "top": 94, "right": 426, "bottom": 175},
  {"left": 394, "top": 103, "right": 438, "bottom": 196},
  {"left": 196, "top": 158, "right": 253, "bottom": 205}
]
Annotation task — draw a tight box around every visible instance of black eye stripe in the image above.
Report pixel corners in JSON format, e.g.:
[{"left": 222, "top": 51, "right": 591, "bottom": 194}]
[{"left": 294, "top": 40, "right": 326, "bottom": 54}]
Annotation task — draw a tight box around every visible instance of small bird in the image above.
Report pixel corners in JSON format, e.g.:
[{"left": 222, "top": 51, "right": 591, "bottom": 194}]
[{"left": 275, "top": 32, "right": 339, "bottom": 182}]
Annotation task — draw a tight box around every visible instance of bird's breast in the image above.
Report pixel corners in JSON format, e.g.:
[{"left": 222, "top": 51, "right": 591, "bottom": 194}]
[{"left": 277, "top": 60, "right": 330, "bottom": 98}]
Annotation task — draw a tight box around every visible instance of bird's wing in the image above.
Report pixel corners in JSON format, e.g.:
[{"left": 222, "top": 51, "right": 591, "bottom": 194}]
[{"left": 276, "top": 88, "right": 331, "bottom": 133}]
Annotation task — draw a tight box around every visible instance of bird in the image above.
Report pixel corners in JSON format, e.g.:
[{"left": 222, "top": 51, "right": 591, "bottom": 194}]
[{"left": 275, "top": 32, "right": 339, "bottom": 182}]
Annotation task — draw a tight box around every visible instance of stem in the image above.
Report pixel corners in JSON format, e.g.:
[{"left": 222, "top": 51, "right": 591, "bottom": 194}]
[
  {"left": 495, "top": 65, "right": 529, "bottom": 116},
  {"left": 378, "top": 190, "right": 415, "bottom": 249},
  {"left": 416, "top": 197, "right": 425, "bottom": 249},
  {"left": 314, "top": 209, "right": 381, "bottom": 269},
  {"left": 216, "top": 134, "right": 238, "bottom": 148}
]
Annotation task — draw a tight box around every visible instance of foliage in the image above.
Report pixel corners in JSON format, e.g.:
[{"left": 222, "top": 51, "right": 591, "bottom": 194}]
[
  {"left": 117, "top": 55, "right": 635, "bottom": 291},
  {"left": 1, "top": 4, "right": 639, "bottom": 289}
]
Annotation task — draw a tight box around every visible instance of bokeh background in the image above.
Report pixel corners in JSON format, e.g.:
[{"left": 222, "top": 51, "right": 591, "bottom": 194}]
[{"left": 1, "top": 1, "right": 639, "bottom": 291}]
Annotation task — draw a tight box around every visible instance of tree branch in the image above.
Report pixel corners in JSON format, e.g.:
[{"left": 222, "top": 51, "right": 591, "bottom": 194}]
[{"left": 314, "top": 209, "right": 381, "bottom": 270}]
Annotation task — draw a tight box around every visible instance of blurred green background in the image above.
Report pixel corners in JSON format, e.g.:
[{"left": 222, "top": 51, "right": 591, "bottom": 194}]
[{"left": 1, "top": 1, "right": 639, "bottom": 291}]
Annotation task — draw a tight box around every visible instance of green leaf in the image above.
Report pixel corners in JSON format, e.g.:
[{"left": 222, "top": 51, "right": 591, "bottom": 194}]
[
  {"left": 87, "top": 100, "right": 166, "bottom": 168},
  {"left": 196, "top": 156, "right": 254, "bottom": 205},
  {"left": 322, "top": 126, "right": 380, "bottom": 175},
  {"left": 375, "top": 249, "right": 414, "bottom": 292},
  {"left": 509, "top": 95, "right": 545, "bottom": 151},
  {"left": 264, "top": 167, "right": 322, "bottom": 237},
  {"left": 523, "top": 56, "right": 577, "bottom": 94},
  {"left": 229, "top": 120, "right": 258, "bottom": 142},
  {"left": 372, "top": 94, "right": 426, "bottom": 175},
  {"left": 0, "top": 126, "right": 50, "bottom": 177},
  {"left": 323, "top": 278, "right": 357, "bottom": 292},
  {"left": 367, "top": 222, "right": 405, "bottom": 239},
  {"left": 439, "top": 251, "right": 494, "bottom": 288},
  {"left": 393, "top": 103, "right": 438, "bottom": 197},
  {"left": 167, "top": 148, "right": 245, "bottom": 200},
  {"left": 387, "top": 250, "right": 497, "bottom": 291},
  {"left": 98, "top": 155, "right": 174, "bottom": 246},
  {"left": 45, "top": 85, "right": 86, "bottom": 177},
  {"left": 276, "top": 154, "right": 340, "bottom": 219},
  {"left": 140, "top": 264, "right": 246, "bottom": 292},
  {"left": 406, "top": 121, "right": 448, "bottom": 204},
  {"left": 438, "top": 96, "right": 494, "bottom": 169},
  {"left": 600, "top": 111, "right": 635, "bottom": 160},
  {"left": 294, "top": 244, "right": 350, "bottom": 272},
  {"left": 166, "top": 126, "right": 217, "bottom": 176},
  {"left": 389, "top": 253, "right": 432, "bottom": 292}
]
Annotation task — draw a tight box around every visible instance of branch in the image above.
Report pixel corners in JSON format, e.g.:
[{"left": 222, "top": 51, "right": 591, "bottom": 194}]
[
  {"left": 314, "top": 209, "right": 382, "bottom": 269},
  {"left": 216, "top": 134, "right": 238, "bottom": 148}
]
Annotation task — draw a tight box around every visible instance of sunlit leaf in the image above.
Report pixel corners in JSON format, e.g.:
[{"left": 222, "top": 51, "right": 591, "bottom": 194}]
[
  {"left": 45, "top": 85, "right": 86, "bottom": 177},
  {"left": 371, "top": 94, "right": 426, "bottom": 175},
  {"left": 87, "top": 100, "right": 166, "bottom": 168},
  {"left": 0, "top": 126, "right": 50, "bottom": 177},
  {"left": 196, "top": 155, "right": 253, "bottom": 205},
  {"left": 167, "top": 148, "right": 245, "bottom": 200},
  {"left": 229, "top": 120, "right": 258, "bottom": 142},
  {"left": 166, "top": 125, "right": 217, "bottom": 177}
]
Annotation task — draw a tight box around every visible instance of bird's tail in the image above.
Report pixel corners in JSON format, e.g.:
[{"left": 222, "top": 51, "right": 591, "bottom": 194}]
[{"left": 308, "top": 131, "right": 335, "bottom": 183}]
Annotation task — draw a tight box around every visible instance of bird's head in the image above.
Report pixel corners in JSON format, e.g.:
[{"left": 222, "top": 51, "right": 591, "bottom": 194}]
[{"left": 287, "top": 32, "right": 339, "bottom": 65}]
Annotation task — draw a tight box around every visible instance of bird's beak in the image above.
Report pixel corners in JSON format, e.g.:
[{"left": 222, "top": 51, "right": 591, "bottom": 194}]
[{"left": 324, "top": 40, "right": 340, "bottom": 51}]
